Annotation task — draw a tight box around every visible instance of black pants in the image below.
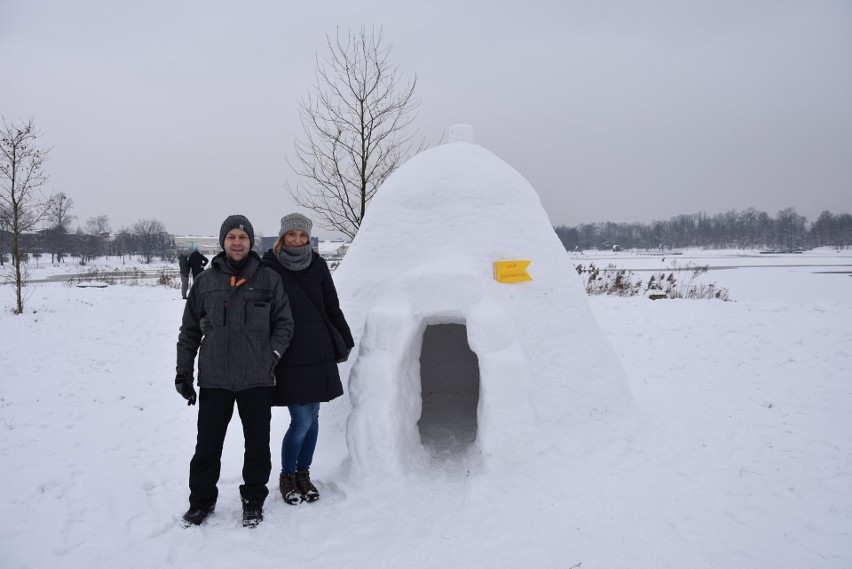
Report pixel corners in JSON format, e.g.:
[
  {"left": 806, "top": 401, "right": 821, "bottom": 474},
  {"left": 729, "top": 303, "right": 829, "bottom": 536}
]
[{"left": 188, "top": 387, "right": 272, "bottom": 509}]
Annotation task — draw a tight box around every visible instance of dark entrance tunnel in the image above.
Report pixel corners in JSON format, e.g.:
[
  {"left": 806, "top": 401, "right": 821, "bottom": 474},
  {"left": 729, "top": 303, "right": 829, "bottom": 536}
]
[{"left": 417, "top": 323, "right": 480, "bottom": 458}]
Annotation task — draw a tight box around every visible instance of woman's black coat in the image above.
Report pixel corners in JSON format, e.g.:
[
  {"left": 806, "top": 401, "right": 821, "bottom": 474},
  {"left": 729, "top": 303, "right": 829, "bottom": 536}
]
[{"left": 262, "top": 250, "right": 354, "bottom": 406}]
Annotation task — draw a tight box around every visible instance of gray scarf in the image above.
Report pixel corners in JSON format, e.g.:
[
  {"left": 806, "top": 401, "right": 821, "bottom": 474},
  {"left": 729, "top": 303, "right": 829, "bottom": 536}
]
[{"left": 277, "top": 243, "right": 313, "bottom": 271}]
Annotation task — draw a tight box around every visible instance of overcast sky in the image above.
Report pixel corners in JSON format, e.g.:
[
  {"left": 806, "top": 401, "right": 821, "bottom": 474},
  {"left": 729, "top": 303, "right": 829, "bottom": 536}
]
[{"left": 3, "top": 0, "right": 851, "bottom": 239}]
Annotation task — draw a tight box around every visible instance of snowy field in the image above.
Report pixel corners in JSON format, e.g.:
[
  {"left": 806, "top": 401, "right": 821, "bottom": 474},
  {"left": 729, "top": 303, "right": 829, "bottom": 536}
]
[{"left": 1, "top": 249, "right": 850, "bottom": 568}]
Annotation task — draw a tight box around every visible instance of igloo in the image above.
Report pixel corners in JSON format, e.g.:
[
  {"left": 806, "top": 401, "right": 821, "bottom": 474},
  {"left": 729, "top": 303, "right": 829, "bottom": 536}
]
[{"left": 333, "top": 125, "right": 635, "bottom": 476}]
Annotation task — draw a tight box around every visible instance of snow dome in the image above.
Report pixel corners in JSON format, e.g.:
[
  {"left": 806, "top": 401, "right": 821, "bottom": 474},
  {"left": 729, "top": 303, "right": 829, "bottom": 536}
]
[{"left": 332, "top": 126, "right": 635, "bottom": 476}]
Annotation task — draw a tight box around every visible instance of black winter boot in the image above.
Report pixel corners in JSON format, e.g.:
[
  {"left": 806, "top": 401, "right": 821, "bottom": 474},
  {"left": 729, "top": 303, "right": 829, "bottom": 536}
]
[
  {"left": 241, "top": 498, "right": 263, "bottom": 528},
  {"left": 295, "top": 470, "right": 319, "bottom": 502},
  {"left": 279, "top": 472, "right": 302, "bottom": 505},
  {"left": 181, "top": 505, "right": 215, "bottom": 527}
]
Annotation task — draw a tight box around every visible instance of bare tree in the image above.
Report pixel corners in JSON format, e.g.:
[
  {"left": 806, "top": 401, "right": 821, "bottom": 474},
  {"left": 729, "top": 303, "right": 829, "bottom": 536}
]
[
  {"left": 110, "top": 228, "right": 134, "bottom": 264},
  {"left": 75, "top": 215, "right": 112, "bottom": 263},
  {"left": 288, "top": 25, "right": 422, "bottom": 239},
  {"left": 48, "top": 192, "right": 75, "bottom": 232},
  {"left": 132, "top": 218, "right": 168, "bottom": 263},
  {"left": 85, "top": 214, "right": 111, "bottom": 236},
  {"left": 0, "top": 117, "right": 52, "bottom": 314},
  {"left": 775, "top": 207, "right": 807, "bottom": 251},
  {"left": 45, "top": 191, "right": 75, "bottom": 262},
  {"left": 0, "top": 205, "right": 10, "bottom": 265}
]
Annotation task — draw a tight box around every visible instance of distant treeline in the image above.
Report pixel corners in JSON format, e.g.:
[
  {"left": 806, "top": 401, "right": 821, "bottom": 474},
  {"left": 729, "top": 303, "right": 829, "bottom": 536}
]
[
  {"left": 555, "top": 208, "right": 852, "bottom": 251},
  {"left": 0, "top": 220, "right": 174, "bottom": 266}
]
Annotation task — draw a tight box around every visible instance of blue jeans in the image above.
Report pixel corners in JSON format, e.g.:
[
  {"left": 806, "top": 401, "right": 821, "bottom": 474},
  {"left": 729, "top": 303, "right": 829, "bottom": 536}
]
[{"left": 281, "top": 402, "right": 320, "bottom": 474}]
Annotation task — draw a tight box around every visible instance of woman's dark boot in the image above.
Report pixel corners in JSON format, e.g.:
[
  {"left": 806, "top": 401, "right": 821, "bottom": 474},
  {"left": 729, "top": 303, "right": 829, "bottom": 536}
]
[
  {"left": 295, "top": 470, "right": 319, "bottom": 502},
  {"left": 279, "top": 472, "right": 302, "bottom": 505}
]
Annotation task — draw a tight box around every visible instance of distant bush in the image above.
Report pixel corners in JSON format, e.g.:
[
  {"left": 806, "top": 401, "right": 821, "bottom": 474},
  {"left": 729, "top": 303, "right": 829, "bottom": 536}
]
[{"left": 575, "top": 261, "right": 730, "bottom": 301}]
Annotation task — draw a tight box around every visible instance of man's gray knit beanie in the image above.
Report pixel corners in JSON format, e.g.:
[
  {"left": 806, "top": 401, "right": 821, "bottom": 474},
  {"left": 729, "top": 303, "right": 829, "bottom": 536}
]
[
  {"left": 219, "top": 214, "right": 254, "bottom": 249},
  {"left": 279, "top": 213, "right": 313, "bottom": 238}
]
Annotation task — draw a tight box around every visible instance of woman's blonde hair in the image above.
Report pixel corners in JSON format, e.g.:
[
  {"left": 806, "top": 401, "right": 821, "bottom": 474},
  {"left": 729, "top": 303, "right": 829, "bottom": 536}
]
[{"left": 272, "top": 237, "right": 286, "bottom": 256}]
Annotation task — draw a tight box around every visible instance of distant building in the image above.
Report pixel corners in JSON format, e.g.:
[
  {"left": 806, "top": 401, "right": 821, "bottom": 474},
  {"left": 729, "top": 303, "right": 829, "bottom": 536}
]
[
  {"left": 174, "top": 235, "right": 219, "bottom": 255},
  {"left": 259, "top": 236, "right": 277, "bottom": 253}
]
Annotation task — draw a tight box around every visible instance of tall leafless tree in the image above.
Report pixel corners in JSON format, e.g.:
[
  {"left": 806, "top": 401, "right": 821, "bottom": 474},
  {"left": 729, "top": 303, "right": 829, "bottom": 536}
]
[
  {"left": 48, "top": 192, "right": 75, "bottom": 232},
  {"left": 45, "top": 191, "right": 75, "bottom": 262},
  {"left": 287, "top": 26, "right": 422, "bottom": 239},
  {"left": 0, "top": 117, "right": 52, "bottom": 314},
  {"left": 85, "top": 214, "right": 111, "bottom": 236},
  {"left": 111, "top": 228, "right": 134, "bottom": 264},
  {"left": 132, "top": 218, "right": 168, "bottom": 263},
  {"left": 775, "top": 207, "right": 807, "bottom": 251},
  {"left": 0, "top": 204, "right": 10, "bottom": 265},
  {"left": 76, "top": 215, "right": 112, "bottom": 264}
]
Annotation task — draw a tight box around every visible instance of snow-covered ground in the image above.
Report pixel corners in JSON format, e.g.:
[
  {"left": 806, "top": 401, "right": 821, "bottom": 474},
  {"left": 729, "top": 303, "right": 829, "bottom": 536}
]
[{"left": 1, "top": 250, "right": 850, "bottom": 568}]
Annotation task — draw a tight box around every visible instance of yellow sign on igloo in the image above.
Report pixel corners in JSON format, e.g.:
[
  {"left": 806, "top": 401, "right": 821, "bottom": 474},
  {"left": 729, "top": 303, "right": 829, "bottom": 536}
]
[{"left": 493, "top": 260, "right": 532, "bottom": 283}]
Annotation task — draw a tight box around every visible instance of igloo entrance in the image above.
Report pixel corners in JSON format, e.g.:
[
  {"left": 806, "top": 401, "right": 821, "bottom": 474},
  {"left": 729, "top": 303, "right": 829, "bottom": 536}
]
[{"left": 417, "top": 323, "right": 480, "bottom": 457}]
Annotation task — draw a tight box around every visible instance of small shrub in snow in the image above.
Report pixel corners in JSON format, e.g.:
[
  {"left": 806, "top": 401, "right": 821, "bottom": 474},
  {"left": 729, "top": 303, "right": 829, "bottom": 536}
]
[
  {"left": 156, "top": 267, "right": 179, "bottom": 288},
  {"left": 575, "top": 263, "right": 642, "bottom": 297},
  {"left": 575, "top": 262, "right": 730, "bottom": 301}
]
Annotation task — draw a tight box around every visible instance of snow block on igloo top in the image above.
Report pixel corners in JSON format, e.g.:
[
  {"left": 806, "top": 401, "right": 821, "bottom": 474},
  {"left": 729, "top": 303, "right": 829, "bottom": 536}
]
[{"left": 332, "top": 133, "right": 635, "bottom": 475}]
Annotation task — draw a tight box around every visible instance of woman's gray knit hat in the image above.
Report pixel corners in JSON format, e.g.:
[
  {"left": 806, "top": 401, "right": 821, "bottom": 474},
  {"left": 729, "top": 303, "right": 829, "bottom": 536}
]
[
  {"left": 219, "top": 214, "right": 254, "bottom": 249},
  {"left": 279, "top": 213, "right": 313, "bottom": 238}
]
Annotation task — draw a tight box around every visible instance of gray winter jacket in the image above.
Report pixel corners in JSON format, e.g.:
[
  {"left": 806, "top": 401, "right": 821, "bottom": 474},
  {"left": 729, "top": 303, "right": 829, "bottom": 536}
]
[{"left": 176, "top": 251, "right": 294, "bottom": 391}]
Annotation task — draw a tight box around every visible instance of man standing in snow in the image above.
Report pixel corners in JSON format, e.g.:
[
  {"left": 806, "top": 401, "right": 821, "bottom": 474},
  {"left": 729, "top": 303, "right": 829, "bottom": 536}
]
[
  {"left": 187, "top": 247, "right": 208, "bottom": 282},
  {"left": 177, "top": 252, "right": 190, "bottom": 299},
  {"left": 175, "top": 215, "right": 294, "bottom": 528}
]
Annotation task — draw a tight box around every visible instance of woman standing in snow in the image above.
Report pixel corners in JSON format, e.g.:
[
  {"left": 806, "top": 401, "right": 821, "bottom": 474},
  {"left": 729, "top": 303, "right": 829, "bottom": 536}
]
[{"left": 262, "top": 213, "right": 353, "bottom": 505}]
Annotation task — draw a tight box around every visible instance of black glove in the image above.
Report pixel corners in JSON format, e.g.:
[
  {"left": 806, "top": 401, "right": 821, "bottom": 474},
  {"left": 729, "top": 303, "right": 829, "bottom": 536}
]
[{"left": 175, "top": 373, "right": 197, "bottom": 406}]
